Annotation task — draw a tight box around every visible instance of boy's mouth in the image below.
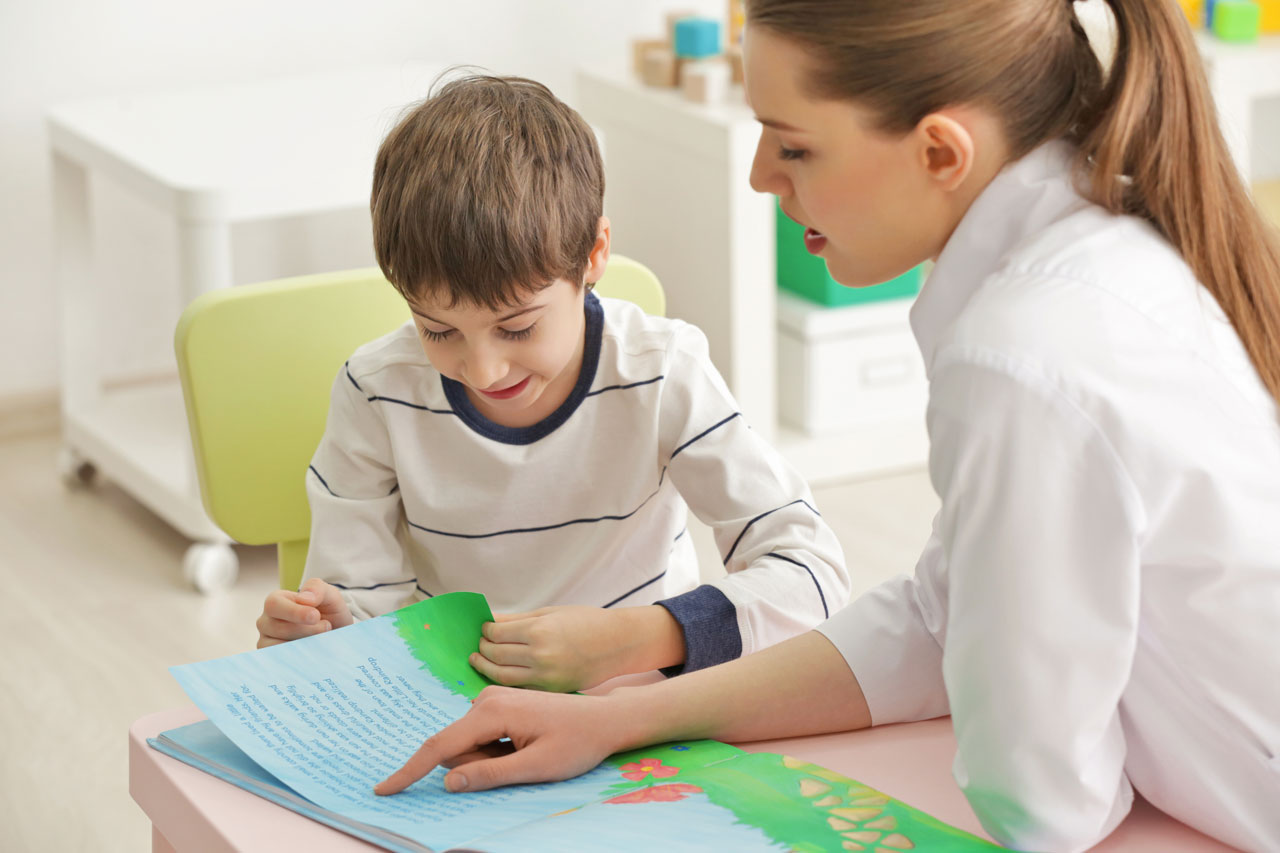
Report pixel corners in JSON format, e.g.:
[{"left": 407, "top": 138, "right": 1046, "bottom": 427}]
[
  {"left": 477, "top": 376, "right": 531, "bottom": 400},
  {"left": 803, "top": 227, "right": 827, "bottom": 255}
]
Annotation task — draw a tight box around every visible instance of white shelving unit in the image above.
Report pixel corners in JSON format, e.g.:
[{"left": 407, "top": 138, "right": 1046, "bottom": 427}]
[
  {"left": 576, "top": 67, "right": 929, "bottom": 486},
  {"left": 1196, "top": 33, "right": 1280, "bottom": 183},
  {"left": 49, "top": 63, "right": 440, "bottom": 590}
]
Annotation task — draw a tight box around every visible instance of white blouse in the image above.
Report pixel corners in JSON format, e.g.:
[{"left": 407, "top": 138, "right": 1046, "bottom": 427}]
[{"left": 818, "top": 142, "right": 1280, "bottom": 853}]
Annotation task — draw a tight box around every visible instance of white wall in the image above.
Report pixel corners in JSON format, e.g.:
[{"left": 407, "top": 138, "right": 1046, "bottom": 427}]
[{"left": 0, "top": 0, "right": 723, "bottom": 403}]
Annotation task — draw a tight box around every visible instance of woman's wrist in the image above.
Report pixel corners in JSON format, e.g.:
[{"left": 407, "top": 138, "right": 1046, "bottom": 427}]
[{"left": 601, "top": 681, "right": 685, "bottom": 754}]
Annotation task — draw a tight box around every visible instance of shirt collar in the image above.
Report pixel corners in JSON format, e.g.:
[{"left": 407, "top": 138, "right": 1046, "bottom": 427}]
[{"left": 909, "top": 140, "right": 1084, "bottom": 374}]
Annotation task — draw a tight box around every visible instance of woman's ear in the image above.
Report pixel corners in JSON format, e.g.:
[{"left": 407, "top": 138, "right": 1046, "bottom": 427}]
[
  {"left": 913, "top": 113, "right": 976, "bottom": 193},
  {"left": 585, "top": 215, "right": 611, "bottom": 285}
]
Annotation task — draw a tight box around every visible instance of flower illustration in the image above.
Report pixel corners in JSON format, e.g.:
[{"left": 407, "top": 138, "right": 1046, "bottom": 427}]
[
  {"left": 619, "top": 758, "right": 680, "bottom": 781},
  {"left": 605, "top": 783, "right": 703, "bottom": 804}
]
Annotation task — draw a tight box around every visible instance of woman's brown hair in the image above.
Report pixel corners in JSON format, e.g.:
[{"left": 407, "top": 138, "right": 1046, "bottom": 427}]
[{"left": 748, "top": 0, "right": 1280, "bottom": 407}]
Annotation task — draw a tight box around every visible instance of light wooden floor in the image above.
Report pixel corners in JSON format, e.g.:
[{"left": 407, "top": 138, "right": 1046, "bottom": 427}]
[{"left": 0, "top": 428, "right": 938, "bottom": 852}]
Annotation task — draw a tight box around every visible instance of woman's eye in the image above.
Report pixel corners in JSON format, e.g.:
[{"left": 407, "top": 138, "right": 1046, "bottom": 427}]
[
  {"left": 779, "top": 145, "right": 808, "bottom": 161},
  {"left": 499, "top": 324, "right": 535, "bottom": 342},
  {"left": 421, "top": 327, "right": 453, "bottom": 343}
]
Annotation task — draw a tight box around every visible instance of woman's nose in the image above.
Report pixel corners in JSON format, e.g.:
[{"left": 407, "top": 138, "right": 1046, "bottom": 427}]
[{"left": 749, "top": 132, "right": 786, "bottom": 196}]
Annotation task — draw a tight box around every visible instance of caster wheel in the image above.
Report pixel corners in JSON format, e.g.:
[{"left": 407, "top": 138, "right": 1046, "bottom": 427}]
[
  {"left": 183, "top": 543, "right": 239, "bottom": 594},
  {"left": 57, "top": 446, "right": 97, "bottom": 488}
]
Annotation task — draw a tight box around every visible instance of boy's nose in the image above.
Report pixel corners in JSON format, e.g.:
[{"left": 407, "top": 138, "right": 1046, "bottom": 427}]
[{"left": 463, "top": 350, "right": 508, "bottom": 390}]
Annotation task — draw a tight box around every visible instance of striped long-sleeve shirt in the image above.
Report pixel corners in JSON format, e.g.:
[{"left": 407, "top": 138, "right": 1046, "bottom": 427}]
[{"left": 302, "top": 292, "right": 849, "bottom": 674}]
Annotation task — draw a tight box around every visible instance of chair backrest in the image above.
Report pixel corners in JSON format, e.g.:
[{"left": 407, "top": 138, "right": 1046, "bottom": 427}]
[{"left": 176, "top": 255, "right": 664, "bottom": 590}]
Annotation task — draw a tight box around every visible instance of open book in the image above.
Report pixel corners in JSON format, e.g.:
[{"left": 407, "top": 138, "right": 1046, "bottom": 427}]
[{"left": 153, "top": 592, "right": 1001, "bottom": 852}]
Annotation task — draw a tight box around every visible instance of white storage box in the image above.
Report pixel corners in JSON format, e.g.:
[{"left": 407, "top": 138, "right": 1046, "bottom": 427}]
[{"left": 776, "top": 291, "right": 928, "bottom": 435}]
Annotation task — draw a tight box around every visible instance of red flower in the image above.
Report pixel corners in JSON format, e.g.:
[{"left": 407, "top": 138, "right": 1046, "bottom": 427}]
[
  {"left": 618, "top": 758, "right": 680, "bottom": 781},
  {"left": 605, "top": 783, "right": 703, "bottom": 804}
]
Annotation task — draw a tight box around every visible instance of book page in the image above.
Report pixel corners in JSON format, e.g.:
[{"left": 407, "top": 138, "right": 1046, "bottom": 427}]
[
  {"left": 169, "top": 593, "right": 739, "bottom": 851},
  {"left": 170, "top": 592, "right": 1000, "bottom": 852}
]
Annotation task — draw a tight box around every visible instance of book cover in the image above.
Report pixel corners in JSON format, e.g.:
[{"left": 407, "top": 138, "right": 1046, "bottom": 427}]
[{"left": 154, "top": 592, "right": 1002, "bottom": 852}]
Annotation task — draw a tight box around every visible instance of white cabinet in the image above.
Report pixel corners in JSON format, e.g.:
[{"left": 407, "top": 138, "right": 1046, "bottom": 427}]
[{"left": 48, "top": 64, "right": 440, "bottom": 588}]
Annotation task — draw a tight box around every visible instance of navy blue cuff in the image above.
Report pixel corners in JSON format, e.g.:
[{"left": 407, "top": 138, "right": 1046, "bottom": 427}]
[{"left": 656, "top": 585, "right": 742, "bottom": 677}]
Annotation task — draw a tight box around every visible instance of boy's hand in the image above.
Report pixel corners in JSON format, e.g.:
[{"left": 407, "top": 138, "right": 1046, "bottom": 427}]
[
  {"left": 375, "top": 686, "right": 625, "bottom": 795},
  {"left": 256, "top": 578, "right": 354, "bottom": 648},
  {"left": 471, "top": 605, "right": 684, "bottom": 692}
]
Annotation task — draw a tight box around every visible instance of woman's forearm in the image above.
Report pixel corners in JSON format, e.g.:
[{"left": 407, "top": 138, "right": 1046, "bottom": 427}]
[{"left": 609, "top": 629, "right": 872, "bottom": 750}]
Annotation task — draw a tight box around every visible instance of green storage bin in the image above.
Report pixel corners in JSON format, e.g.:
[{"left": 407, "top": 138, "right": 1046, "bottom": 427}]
[{"left": 776, "top": 201, "right": 922, "bottom": 306}]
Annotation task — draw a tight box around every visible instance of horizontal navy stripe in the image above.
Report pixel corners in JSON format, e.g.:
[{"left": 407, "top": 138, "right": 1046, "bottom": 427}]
[
  {"left": 347, "top": 361, "right": 455, "bottom": 414},
  {"left": 670, "top": 412, "right": 741, "bottom": 461},
  {"left": 330, "top": 578, "right": 416, "bottom": 592},
  {"left": 408, "top": 484, "right": 663, "bottom": 540},
  {"left": 722, "top": 498, "right": 820, "bottom": 565},
  {"left": 367, "top": 395, "right": 455, "bottom": 414},
  {"left": 415, "top": 584, "right": 434, "bottom": 598},
  {"left": 673, "top": 527, "right": 687, "bottom": 543},
  {"left": 585, "top": 375, "right": 663, "bottom": 397},
  {"left": 601, "top": 570, "right": 668, "bottom": 608},
  {"left": 310, "top": 466, "right": 399, "bottom": 500},
  {"left": 764, "top": 552, "right": 829, "bottom": 619}
]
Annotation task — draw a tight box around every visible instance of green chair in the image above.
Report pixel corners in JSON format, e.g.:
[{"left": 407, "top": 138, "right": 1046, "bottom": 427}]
[{"left": 175, "top": 255, "right": 664, "bottom": 592}]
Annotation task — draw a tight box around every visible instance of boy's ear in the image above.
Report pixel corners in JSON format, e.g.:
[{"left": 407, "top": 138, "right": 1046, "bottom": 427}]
[
  {"left": 912, "top": 113, "right": 975, "bottom": 193},
  {"left": 585, "top": 216, "right": 611, "bottom": 285}
]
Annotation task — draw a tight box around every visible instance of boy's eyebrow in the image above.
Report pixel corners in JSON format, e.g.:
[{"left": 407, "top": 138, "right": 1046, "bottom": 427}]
[{"left": 411, "top": 305, "right": 543, "bottom": 326}]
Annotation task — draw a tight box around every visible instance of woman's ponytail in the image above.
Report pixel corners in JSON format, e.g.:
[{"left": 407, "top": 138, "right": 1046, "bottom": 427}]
[{"left": 1077, "top": 0, "right": 1280, "bottom": 406}]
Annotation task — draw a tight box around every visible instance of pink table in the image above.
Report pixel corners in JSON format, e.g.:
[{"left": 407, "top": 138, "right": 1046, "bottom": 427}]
[{"left": 129, "top": 706, "right": 1234, "bottom": 852}]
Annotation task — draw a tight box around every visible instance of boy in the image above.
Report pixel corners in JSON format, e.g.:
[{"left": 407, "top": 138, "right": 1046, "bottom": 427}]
[{"left": 256, "top": 74, "right": 849, "bottom": 692}]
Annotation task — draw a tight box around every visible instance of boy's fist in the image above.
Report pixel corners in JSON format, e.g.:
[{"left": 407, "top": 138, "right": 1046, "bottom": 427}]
[
  {"left": 256, "top": 578, "right": 354, "bottom": 648},
  {"left": 470, "top": 605, "right": 683, "bottom": 692}
]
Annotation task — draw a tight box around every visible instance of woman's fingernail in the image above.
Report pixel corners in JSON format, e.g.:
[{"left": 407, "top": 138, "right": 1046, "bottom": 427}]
[{"left": 445, "top": 773, "right": 468, "bottom": 792}]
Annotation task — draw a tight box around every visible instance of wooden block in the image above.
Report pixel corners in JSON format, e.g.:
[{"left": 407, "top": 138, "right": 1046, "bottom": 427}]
[
  {"left": 632, "top": 38, "right": 668, "bottom": 78},
  {"left": 1260, "top": 0, "right": 1280, "bottom": 32},
  {"left": 1213, "top": 0, "right": 1260, "bottom": 41},
  {"left": 728, "top": 0, "right": 746, "bottom": 45},
  {"left": 641, "top": 47, "right": 680, "bottom": 88},
  {"left": 1178, "top": 0, "right": 1204, "bottom": 28},
  {"left": 727, "top": 44, "right": 744, "bottom": 85},
  {"left": 683, "top": 58, "right": 731, "bottom": 104},
  {"left": 666, "top": 9, "right": 698, "bottom": 45}
]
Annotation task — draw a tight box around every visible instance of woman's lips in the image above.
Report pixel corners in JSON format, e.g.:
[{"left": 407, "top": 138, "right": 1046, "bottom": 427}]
[
  {"left": 803, "top": 227, "right": 827, "bottom": 255},
  {"left": 478, "top": 376, "right": 531, "bottom": 400}
]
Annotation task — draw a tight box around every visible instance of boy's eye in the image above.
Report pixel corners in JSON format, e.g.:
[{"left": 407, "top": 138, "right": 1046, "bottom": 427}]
[
  {"left": 421, "top": 327, "right": 453, "bottom": 343},
  {"left": 779, "top": 145, "right": 808, "bottom": 161},
  {"left": 499, "top": 324, "right": 535, "bottom": 342}
]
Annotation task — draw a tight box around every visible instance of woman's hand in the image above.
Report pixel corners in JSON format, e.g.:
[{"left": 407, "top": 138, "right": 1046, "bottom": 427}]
[
  {"left": 374, "top": 685, "right": 624, "bottom": 794},
  {"left": 471, "top": 605, "right": 684, "bottom": 692},
  {"left": 377, "top": 630, "right": 871, "bottom": 796},
  {"left": 255, "top": 578, "right": 354, "bottom": 648}
]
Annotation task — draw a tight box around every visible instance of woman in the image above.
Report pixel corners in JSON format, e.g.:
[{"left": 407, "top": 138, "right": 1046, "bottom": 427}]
[{"left": 376, "top": 1, "right": 1280, "bottom": 849}]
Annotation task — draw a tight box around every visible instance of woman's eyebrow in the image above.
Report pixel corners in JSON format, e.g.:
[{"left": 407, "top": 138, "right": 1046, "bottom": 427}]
[{"left": 757, "top": 116, "right": 806, "bottom": 132}]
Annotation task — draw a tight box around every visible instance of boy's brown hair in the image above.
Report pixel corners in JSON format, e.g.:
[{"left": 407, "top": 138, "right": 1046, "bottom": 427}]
[{"left": 371, "top": 73, "right": 605, "bottom": 310}]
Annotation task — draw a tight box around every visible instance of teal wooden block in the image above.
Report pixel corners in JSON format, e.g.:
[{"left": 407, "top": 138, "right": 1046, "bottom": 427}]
[{"left": 674, "top": 18, "right": 721, "bottom": 59}]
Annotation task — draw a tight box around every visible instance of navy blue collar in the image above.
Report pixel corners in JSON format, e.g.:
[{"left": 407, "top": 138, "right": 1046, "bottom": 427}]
[{"left": 441, "top": 291, "right": 603, "bottom": 445}]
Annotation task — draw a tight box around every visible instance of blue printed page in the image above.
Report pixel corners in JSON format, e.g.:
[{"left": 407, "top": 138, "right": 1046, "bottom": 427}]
[{"left": 170, "top": 593, "right": 638, "bottom": 851}]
